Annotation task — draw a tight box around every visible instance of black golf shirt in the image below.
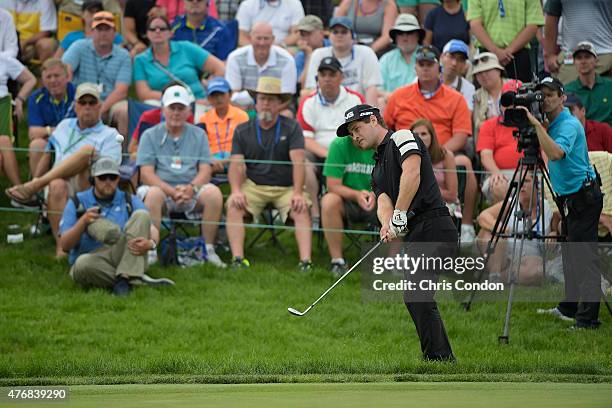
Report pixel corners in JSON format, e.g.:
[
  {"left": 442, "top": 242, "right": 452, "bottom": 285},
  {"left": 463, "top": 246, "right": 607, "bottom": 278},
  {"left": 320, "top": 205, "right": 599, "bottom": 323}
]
[{"left": 371, "top": 130, "right": 446, "bottom": 215}]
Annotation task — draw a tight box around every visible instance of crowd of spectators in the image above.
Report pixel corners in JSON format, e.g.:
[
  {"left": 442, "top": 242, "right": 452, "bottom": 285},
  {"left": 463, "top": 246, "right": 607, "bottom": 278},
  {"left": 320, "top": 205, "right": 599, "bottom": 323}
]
[{"left": 1, "top": 0, "right": 611, "bottom": 294}]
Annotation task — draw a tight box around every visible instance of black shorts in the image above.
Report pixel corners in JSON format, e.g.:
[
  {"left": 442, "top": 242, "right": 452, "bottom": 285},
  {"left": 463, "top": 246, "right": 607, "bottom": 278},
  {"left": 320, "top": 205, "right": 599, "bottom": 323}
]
[{"left": 344, "top": 200, "right": 378, "bottom": 225}]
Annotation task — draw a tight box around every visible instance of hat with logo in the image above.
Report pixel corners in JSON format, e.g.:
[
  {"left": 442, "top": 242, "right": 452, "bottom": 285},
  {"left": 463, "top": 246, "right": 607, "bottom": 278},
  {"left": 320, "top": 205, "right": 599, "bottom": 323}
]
[
  {"left": 91, "top": 11, "right": 115, "bottom": 29},
  {"left": 207, "top": 76, "right": 231, "bottom": 95},
  {"left": 442, "top": 39, "right": 469, "bottom": 58},
  {"left": 537, "top": 76, "right": 565, "bottom": 94},
  {"left": 572, "top": 41, "right": 598, "bottom": 58},
  {"left": 318, "top": 56, "right": 342, "bottom": 73},
  {"left": 415, "top": 45, "right": 440, "bottom": 63},
  {"left": 297, "top": 15, "right": 324, "bottom": 32},
  {"left": 336, "top": 104, "right": 380, "bottom": 137},
  {"left": 162, "top": 85, "right": 192, "bottom": 107},
  {"left": 91, "top": 156, "right": 120, "bottom": 177}
]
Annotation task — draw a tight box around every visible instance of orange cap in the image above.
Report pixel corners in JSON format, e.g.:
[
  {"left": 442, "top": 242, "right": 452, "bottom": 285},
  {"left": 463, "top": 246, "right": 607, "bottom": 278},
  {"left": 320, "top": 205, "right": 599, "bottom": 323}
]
[{"left": 91, "top": 11, "right": 115, "bottom": 29}]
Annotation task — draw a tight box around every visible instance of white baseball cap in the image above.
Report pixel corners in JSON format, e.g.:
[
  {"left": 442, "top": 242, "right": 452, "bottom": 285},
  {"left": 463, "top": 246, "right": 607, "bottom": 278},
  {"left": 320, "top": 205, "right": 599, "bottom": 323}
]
[{"left": 162, "top": 85, "right": 193, "bottom": 107}]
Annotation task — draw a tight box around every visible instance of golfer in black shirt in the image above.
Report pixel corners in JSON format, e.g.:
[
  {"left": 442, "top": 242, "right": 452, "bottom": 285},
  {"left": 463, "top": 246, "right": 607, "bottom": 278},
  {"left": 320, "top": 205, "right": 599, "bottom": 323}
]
[{"left": 337, "top": 104, "right": 457, "bottom": 361}]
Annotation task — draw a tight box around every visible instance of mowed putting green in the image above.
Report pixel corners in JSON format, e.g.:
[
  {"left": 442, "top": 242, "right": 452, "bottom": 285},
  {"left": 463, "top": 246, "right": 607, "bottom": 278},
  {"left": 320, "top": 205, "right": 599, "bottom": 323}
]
[{"left": 7, "top": 382, "right": 612, "bottom": 408}]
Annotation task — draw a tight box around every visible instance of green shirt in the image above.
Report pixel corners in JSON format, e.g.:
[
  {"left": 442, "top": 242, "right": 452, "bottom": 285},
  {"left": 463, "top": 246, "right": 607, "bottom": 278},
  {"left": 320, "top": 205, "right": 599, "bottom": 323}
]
[
  {"left": 379, "top": 48, "right": 417, "bottom": 93},
  {"left": 323, "top": 137, "right": 375, "bottom": 191},
  {"left": 565, "top": 75, "right": 612, "bottom": 127},
  {"left": 467, "top": 0, "right": 544, "bottom": 49}
]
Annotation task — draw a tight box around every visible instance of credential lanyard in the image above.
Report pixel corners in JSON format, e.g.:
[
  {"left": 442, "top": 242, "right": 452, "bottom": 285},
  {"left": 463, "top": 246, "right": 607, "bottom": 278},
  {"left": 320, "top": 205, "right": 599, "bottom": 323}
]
[
  {"left": 214, "top": 119, "right": 231, "bottom": 152},
  {"left": 255, "top": 118, "right": 281, "bottom": 155}
]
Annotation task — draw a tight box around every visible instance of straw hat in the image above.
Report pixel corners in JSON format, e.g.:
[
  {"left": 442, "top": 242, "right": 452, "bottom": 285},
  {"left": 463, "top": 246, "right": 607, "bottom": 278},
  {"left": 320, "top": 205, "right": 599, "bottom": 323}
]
[{"left": 248, "top": 77, "right": 292, "bottom": 103}]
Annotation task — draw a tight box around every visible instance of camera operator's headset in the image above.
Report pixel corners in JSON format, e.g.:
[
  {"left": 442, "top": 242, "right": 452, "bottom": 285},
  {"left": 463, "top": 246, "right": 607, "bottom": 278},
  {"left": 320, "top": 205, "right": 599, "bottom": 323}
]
[{"left": 72, "top": 168, "right": 133, "bottom": 219}]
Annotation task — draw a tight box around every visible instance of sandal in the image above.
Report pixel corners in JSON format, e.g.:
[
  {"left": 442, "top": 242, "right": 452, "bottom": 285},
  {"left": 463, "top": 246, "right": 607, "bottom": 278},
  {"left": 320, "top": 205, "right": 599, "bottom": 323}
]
[{"left": 5, "top": 183, "right": 38, "bottom": 207}]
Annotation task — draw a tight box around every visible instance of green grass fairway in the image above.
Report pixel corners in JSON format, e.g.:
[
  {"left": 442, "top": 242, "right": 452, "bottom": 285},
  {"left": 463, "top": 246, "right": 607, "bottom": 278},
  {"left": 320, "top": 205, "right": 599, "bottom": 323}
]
[{"left": 4, "top": 383, "right": 612, "bottom": 408}]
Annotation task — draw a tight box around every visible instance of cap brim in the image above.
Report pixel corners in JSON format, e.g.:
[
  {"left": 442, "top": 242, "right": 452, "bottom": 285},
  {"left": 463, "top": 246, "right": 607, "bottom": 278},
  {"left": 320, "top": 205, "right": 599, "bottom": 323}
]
[
  {"left": 208, "top": 86, "right": 230, "bottom": 95},
  {"left": 93, "top": 169, "right": 120, "bottom": 177},
  {"left": 336, "top": 122, "right": 351, "bottom": 137},
  {"left": 163, "top": 98, "right": 190, "bottom": 107}
]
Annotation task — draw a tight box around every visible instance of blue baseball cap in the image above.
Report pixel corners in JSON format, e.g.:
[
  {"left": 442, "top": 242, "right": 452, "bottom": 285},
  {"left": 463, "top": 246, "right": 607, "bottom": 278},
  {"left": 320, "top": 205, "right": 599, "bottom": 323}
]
[
  {"left": 329, "top": 16, "right": 353, "bottom": 31},
  {"left": 442, "top": 39, "right": 469, "bottom": 58},
  {"left": 207, "top": 77, "right": 231, "bottom": 95}
]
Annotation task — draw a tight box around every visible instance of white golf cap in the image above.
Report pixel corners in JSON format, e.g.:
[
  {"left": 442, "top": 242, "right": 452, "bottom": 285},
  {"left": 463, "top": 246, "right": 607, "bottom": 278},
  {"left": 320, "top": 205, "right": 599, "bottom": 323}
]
[{"left": 162, "top": 85, "right": 192, "bottom": 107}]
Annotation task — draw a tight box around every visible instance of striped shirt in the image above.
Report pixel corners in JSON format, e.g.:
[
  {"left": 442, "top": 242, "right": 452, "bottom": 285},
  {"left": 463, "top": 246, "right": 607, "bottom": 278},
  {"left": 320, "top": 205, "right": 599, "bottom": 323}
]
[{"left": 467, "top": 0, "right": 544, "bottom": 49}]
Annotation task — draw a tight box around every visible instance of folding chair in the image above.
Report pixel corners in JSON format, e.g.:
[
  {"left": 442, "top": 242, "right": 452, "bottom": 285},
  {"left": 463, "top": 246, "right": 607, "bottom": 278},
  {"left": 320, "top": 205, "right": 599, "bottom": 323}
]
[{"left": 247, "top": 204, "right": 287, "bottom": 253}]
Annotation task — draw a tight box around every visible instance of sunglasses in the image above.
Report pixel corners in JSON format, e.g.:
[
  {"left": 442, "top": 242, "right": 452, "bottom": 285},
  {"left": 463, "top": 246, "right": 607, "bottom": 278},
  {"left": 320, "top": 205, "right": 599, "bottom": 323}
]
[
  {"left": 77, "top": 98, "right": 99, "bottom": 106},
  {"left": 96, "top": 174, "right": 119, "bottom": 182},
  {"left": 148, "top": 26, "right": 169, "bottom": 32},
  {"left": 472, "top": 55, "right": 491, "bottom": 65}
]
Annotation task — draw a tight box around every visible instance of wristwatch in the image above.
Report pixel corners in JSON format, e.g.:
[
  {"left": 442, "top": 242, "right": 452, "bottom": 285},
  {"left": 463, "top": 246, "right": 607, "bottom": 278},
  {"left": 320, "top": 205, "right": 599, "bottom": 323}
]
[
  {"left": 190, "top": 183, "right": 201, "bottom": 196},
  {"left": 149, "top": 239, "right": 157, "bottom": 251}
]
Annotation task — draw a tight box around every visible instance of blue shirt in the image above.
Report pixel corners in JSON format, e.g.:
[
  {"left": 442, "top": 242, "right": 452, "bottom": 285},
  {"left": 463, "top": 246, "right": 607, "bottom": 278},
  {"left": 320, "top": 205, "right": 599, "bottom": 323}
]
[
  {"left": 295, "top": 38, "right": 331, "bottom": 79},
  {"left": 171, "top": 15, "right": 233, "bottom": 61},
  {"left": 547, "top": 108, "right": 596, "bottom": 195},
  {"left": 60, "top": 188, "right": 147, "bottom": 265},
  {"left": 133, "top": 41, "right": 210, "bottom": 99},
  {"left": 61, "top": 30, "right": 123, "bottom": 52},
  {"left": 424, "top": 5, "right": 470, "bottom": 53},
  {"left": 62, "top": 38, "right": 132, "bottom": 100},
  {"left": 136, "top": 122, "right": 212, "bottom": 186},
  {"left": 28, "top": 82, "right": 76, "bottom": 127}
]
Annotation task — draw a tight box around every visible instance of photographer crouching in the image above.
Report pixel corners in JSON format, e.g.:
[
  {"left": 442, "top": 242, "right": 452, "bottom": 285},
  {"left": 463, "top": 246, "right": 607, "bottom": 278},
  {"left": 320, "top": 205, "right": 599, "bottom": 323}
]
[
  {"left": 518, "top": 77, "right": 603, "bottom": 330},
  {"left": 60, "top": 157, "right": 174, "bottom": 296}
]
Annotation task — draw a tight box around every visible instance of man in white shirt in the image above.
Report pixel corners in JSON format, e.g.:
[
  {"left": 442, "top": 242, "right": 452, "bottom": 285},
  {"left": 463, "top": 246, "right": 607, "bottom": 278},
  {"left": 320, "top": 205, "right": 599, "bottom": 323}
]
[
  {"left": 236, "top": 0, "right": 304, "bottom": 47},
  {"left": 297, "top": 56, "right": 364, "bottom": 226},
  {"left": 441, "top": 39, "right": 475, "bottom": 111},
  {"left": 303, "top": 17, "right": 381, "bottom": 107}
]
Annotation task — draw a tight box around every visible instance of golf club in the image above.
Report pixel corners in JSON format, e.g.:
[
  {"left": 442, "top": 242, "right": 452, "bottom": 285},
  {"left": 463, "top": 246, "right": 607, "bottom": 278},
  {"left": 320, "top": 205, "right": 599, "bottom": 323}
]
[{"left": 288, "top": 240, "right": 384, "bottom": 317}]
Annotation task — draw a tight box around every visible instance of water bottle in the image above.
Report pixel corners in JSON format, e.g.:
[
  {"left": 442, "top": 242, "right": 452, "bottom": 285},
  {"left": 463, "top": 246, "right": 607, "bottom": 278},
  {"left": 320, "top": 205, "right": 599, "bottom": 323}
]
[{"left": 7, "top": 224, "right": 23, "bottom": 244}]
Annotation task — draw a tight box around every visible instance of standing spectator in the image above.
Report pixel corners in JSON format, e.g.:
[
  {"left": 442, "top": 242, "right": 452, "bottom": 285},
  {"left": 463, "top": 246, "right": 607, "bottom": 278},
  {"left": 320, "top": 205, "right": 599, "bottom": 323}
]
[
  {"left": 225, "top": 22, "right": 296, "bottom": 107},
  {"left": 171, "top": 0, "right": 234, "bottom": 61},
  {"left": 136, "top": 85, "right": 226, "bottom": 267},
  {"left": 216, "top": 0, "right": 242, "bottom": 21},
  {"left": 0, "top": 0, "right": 57, "bottom": 62},
  {"left": 28, "top": 59, "right": 76, "bottom": 175},
  {"left": 0, "top": 7, "right": 18, "bottom": 58},
  {"left": 123, "top": 0, "right": 157, "bottom": 58},
  {"left": 62, "top": 11, "right": 131, "bottom": 138},
  {"left": 397, "top": 0, "right": 439, "bottom": 24},
  {"left": 134, "top": 15, "right": 225, "bottom": 106},
  {"left": 295, "top": 15, "right": 330, "bottom": 88},
  {"left": 565, "top": 42, "right": 612, "bottom": 127},
  {"left": 544, "top": 0, "right": 612, "bottom": 84},
  {"left": 55, "top": 0, "right": 124, "bottom": 59},
  {"left": 226, "top": 77, "right": 312, "bottom": 270},
  {"left": 472, "top": 52, "right": 508, "bottom": 136},
  {"left": 379, "top": 13, "right": 422, "bottom": 97},
  {"left": 199, "top": 77, "right": 249, "bottom": 174},
  {"left": 334, "top": 0, "right": 398, "bottom": 54},
  {"left": 301, "top": 0, "right": 334, "bottom": 31},
  {"left": 304, "top": 17, "right": 382, "bottom": 106},
  {"left": 565, "top": 93, "right": 612, "bottom": 154},
  {"left": 441, "top": 39, "right": 475, "bottom": 111},
  {"left": 236, "top": 0, "right": 305, "bottom": 46},
  {"left": 297, "top": 57, "right": 364, "bottom": 228},
  {"left": 467, "top": 0, "right": 544, "bottom": 82},
  {"left": 423, "top": 0, "right": 470, "bottom": 53}
]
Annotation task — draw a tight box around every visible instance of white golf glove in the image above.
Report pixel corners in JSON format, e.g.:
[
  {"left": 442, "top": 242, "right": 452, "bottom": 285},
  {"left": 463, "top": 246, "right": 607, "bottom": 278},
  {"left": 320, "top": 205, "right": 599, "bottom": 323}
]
[{"left": 388, "top": 209, "right": 408, "bottom": 239}]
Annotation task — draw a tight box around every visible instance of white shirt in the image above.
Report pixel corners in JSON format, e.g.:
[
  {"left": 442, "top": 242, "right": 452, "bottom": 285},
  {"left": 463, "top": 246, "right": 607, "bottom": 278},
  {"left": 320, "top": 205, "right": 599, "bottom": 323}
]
[
  {"left": 0, "top": 55, "right": 24, "bottom": 97},
  {"left": 297, "top": 86, "right": 365, "bottom": 149},
  {"left": 0, "top": 8, "right": 18, "bottom": 58},
  {"left": 236, "top": 0, "right": 304, "bottom": 44},
  {"left": 305, "top": 45, "right": 382, "bottom": 96},
  {"left": 448, "top": 75, "right": 475, "bottom": 111},
  {"left": 0, "top": 0, "right": 57, "bottom": 32}
]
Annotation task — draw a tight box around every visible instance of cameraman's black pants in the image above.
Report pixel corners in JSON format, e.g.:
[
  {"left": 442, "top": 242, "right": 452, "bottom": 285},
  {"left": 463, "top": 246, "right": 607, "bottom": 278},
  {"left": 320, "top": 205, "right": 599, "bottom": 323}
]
[
  {"left": 403, "top": 213, "right": 457, "bottom": 361},
  {"left": 557, "top": 185, "right": 603, "bottom": 328}
]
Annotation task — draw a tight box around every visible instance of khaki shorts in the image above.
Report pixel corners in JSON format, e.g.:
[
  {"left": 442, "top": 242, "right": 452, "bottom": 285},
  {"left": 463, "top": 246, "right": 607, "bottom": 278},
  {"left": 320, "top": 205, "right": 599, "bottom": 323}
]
[{"left": 237, "top": 179, "right": 311, "bottom": 223}]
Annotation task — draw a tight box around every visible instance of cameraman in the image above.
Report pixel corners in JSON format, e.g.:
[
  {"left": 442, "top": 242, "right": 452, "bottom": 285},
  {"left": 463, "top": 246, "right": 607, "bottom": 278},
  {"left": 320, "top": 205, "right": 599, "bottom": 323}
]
[{"left": 519, "top": 77, "right": 603, "bottom": 330}]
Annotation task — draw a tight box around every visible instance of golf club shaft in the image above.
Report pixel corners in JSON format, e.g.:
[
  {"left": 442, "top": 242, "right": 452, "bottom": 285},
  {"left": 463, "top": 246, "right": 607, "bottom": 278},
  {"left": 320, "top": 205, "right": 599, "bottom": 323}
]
[{"left": 303, "top": 240, "right": 383, "bottom": 314}]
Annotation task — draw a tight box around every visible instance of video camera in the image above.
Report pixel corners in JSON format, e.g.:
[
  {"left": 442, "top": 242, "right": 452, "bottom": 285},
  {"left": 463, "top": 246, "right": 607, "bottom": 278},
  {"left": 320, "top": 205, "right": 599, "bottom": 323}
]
[{"left": 500, "top": 82, "right": 544, "bottom": 158}]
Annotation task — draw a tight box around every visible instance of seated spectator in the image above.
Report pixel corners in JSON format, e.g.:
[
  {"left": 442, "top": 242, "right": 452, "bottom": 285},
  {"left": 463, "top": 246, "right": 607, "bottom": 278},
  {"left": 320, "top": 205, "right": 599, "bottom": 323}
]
[
  {"left": 62, "top": 11, "right": 131, "bottom": 138},
  {"left": 0, "top": 0, "right": 58, "bottom": 62},
  {"left": 295, "top": 15, "right": 330, "bottom": 88},
  {"left": 565, "top": 42, "right": 612, "bottom": 127},
  {"left": 236, "top": 0, "right": 305, "bottom": 46},
  {"left": 0, "top": 8, "right": 18, "bottom": 58},
  {"left": 0, "top": 55, "right": 36, "bottom": 142},
  {"left": 477, "top": 80, "right": 524, "bottom": 204},
  {"left": 477, "top": 171, "right": 559, "bottom": 284},
  {"left": 384, "top": 45, "right": 478, "bottom": 242},
  {"left": 60, "top": 156, "right": 174, "bottom": 295},
  {"left": 6, "top": 83, "right": 122, "bottom": 257},
  {"left": 334, "top": 0, "right": 398, "bottom": 54},
  {"left": 297, "top": 56, "right": 364, "bottom": 228},
  {"left": 423, "top": 0, "right": 470, "bottom": 53},
  {"left": 124, "top": 0, "right": 158, "bottom": 58},
  {"left": 54, "top": 0, "right": 123, "bottom": 59},
  {"left": 440, "top": 39, "right": 475, "bottom": 111},
  {"left": 136, "top": 85, "right": 226, "bottom": 267},
  {"left": 379, "top": 13, "right": 422, "bottom": 98},
  {"left": 565, "top": 93, "right": 612, "bottom": 153},
  {"left": 304, "top": 17, "right": 381, "bottom": 106},
  {"left": 410, "top": 118, "right": 460, "bottom": 218},
  {"left": 226, "top": 22, "right": 296, "bottom": 108},
  {"left": 544, "top": 0, "right": 612, "bottom": 84},
  {"left": 171, "top": 0, "right": 234, "bottom": 61},
  {"left": 321, "top": 132, "right": 376, "bottom": 275},
  {"left": 199, "top": 77, "right": 249, "bottom": 174},
  {"left": 133, "top": 15, "right": 225, "bottom": 108},
  {"left": 226, "top": 77, "right": 312, "bottom": 270},
  {"left": 467, "top": 0, "right": 543, "bottom": 82},
  {"left": 397, "top": 0, "right": 438, "bottom": 24},
  {"left": 28, "top": 59, "right": 76, "bottom": 175},
  {"left": 472, "top": 52, "right": 508, "bottom": 136}
]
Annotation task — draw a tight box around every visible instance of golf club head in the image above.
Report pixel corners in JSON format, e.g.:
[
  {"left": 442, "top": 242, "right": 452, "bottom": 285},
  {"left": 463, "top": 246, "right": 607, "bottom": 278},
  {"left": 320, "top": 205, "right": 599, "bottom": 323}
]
[{"left": 287, "top": 307, "right": 305, "bottom": 316}]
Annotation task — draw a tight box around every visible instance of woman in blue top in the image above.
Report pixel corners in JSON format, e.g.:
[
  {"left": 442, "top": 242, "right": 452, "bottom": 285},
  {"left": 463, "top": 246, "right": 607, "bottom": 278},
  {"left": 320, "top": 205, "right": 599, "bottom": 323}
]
[{"left": 133, "top": 16, "right": 225, "bottom": 106}]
